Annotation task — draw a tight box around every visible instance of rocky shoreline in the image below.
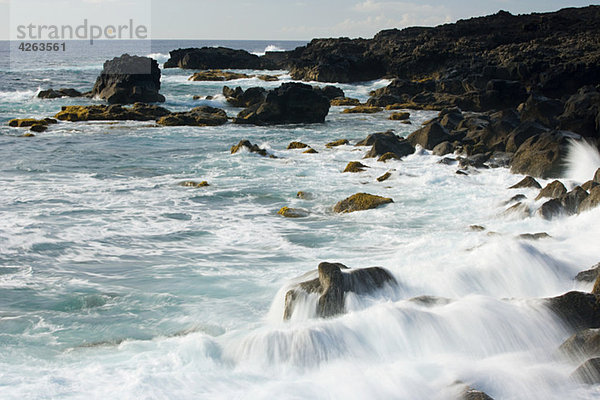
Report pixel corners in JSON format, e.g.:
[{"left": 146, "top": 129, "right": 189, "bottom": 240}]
[{"left": 6, "top": 6, "right": 600, "bottom": 393}]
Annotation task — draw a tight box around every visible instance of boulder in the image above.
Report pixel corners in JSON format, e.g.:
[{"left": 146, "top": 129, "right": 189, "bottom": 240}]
[
  {"left": 560, "top": 329, "right": 600, "bottom": 359},
  {"left": 558, "top": 86, "right": 600, "bottom": 137},
  {"left": 230, "top": 140, "right": 269, "bottom": 157},
  {"left": 578, "top": 186, "right": 600, "bottom": 213},
  {"left": 537, "top": 199, "right": 564, "bottom": 220},
  {"left": 333, "top": 193, "right": 393, "bottom": 213},
  {"left": 325, "top": 139, "right": 349, "bottom": 148},
  {"left": 8, "top": 118, "right": 55, "bottom": 127},
  {"left": 314, "top": 85, "right": 345, "bottom": 100},
  {"left": 509, "top": 131, "right": 573, "bottom": 178},
  {"left": 91, "top": 54, "right": 165, "bottom": 104},
  {"left": 277, "top": 207, "right": 309, "bottom": 218},
  {"left": 432, "top": 141, "right": 455, "bottom": 156},
  {"left": 519, "top": 93, "right": 564, "bottom": 128},
  {"left": 389, "top": 112, "right": 410, "bottom": 120},
  {"left": 330, "top": 98, "right": 361, "bottom": 106},
  {"left": 164, "top": 47, "right": 273, "bottom": 69},
  {"left": 505, "top": 121, "right": 549, "bottom": 153},
  {"left": 572, "top": 358, "right": 600, "bottom": 384},
  {"left": 535, "top": 180, "right": 567, "bottom": 200},
  {"left": 157, "top": 106, "right": 227, "bottom": 126},
  {"left": 547, "top": 291, "right": 600, "bottom": 331},
  {"left": 55, "top": 104, "right": 171, "bottom": 122},
  {"left": 406, "top": 121, "right": 451, "bottom": 150},
  {"left": 377, "top": 171, "right": 392, "bottom": 182},
  {"left": 342, "top": 106, "right": 383, "bottom": 114},
  {"left": 575, "top": 263, "right": 600, "bottom": 282},
  {"left": 582, "top": 180, "right": 600, "bottom": 191},
  {"left": 233, "top": 83, "right": 330, "bottom": 125},
  {"left": 560, "top": 186, "right": 589, "bottom": 214},
  {"left": 509, "top": 176, "right": 542, "bottom": 189},
  {"left": 29, "top": 124, "right": 47, "bottom": 133},
  {"left": 223, "top": 86, "right": 266, "bottom": 108},
  {"left": 595, "top": 168, "right": 600, "bottom": 183},
  {"left": 304, "top": 148, "right": 318, "bottom": 154},
  {"left": 358, "top": 131, "right": 415, "bottom": 160},
  {"left": 343, "top": 161, "right": 368, "bottom": 173},
  {"left": 38, "top": 88, "right": 83, "bottom": 99},
  {"left": 287, "top": 141, "right": 309, "bottom": 149},
  {"left": 283, "top": 262, "right": 397, "bottom": 319},
  {"left": 378, "top": 152, "right": 401, "bottom": 162},
  {"left": 517, "top": 232, "right": 551, "bottom": 240}
]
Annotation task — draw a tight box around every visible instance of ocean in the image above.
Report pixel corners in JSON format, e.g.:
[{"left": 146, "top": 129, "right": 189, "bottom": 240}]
[{"left": 1, "top": 39, "right": 600, "bottom": 399}]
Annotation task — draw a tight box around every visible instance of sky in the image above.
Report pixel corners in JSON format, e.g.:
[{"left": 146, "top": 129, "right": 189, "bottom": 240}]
[{"left": 1, "top": 0, "right": 598, "bottom": 41}]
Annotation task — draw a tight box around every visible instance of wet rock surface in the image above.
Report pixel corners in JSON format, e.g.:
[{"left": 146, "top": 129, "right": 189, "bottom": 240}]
[{"left": 283, "top": 262, "right": 397, "bottom": 319}]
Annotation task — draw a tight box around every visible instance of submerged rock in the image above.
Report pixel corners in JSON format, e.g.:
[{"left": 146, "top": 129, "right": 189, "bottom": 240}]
[
  {"left": 333, "top": 193, "right": 393, "bottom": 213},
  {"left": 91, "top": 54, "right": 165, "bottom": 104},
  {"left": 283, "top": 262, "right": 397, "bottom": 319},
  {"left": 179, "top": 181, "right": 209, "bottom": 188},
  {"left": 389, "top": 111, "right": 410, "bottom": 120}
]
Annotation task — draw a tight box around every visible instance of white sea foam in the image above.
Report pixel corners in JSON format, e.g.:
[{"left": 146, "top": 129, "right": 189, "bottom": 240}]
[
  {"left": 251, "top": 44, "right": 286, "bottom": 56},
  {"left": 564, "top": 138, "right": 600, "bottom": 183}
]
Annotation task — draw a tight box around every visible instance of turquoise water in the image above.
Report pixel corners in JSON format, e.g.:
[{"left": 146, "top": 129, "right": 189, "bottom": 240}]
[{"left": 1, "top": 40, "right": 600, "bottom": 399}]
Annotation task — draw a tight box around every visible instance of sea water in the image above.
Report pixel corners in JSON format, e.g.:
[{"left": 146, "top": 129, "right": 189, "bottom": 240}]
[{"left": 1, "top": 40, "right": 600, "bottom": 399}]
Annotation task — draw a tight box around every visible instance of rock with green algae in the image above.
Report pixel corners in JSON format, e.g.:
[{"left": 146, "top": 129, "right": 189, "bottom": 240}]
[
  {"left": 330, "top": 98, "right": 360, "bottom": 106},
  {"left": 277, "top": 207, "right": 309, "bottom": 218},
  {"left": 342, "top": 105, "right": 382, "bottom": 114},
  {"left": 303, "top": 148, "right": 318, "bottom": 154},
  {"left": 179, "top": 181, "right": 209, "bottom": 188},
  {"left": 157, "top": 106, "right": 227, "bottom": 126},
  {"left": 188, "top": 70, "right": 251, "bottom": 81},
  {"left": 343, "top": 161, "right": 368, "bottom": 173},
  {"left": 325, "top": 139, "right": 349, "bottom": 148},
  {"left": 389, "top": 111, "right": 410, "bottom": 120},
  {"left": 55, "top": 104, "right": 171, "bottom": 122},
  {"left": 8, "top": 118, "right": 56, "bottom": 127},
  {"left": 333, "top": 193, "right": 393, "bottom": 213},
  {"left": 287, "top": 141, "right": 309, "bottom": 149},
  {"left": 377, "top": 171, "right": 392, "bottom": 182}
]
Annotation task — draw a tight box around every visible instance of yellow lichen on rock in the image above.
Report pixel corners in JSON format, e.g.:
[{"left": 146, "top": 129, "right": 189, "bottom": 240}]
[{"left": 333, "top": 193, "right": 394, "bottom": 213}]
